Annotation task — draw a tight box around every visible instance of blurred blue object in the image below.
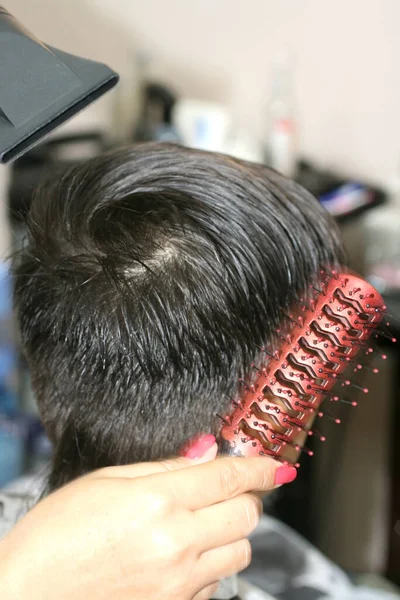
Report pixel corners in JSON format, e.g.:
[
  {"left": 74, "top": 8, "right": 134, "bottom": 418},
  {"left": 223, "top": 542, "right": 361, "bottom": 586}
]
[
  {"left": 0, "top": 261, "right": 24, "bottom": 485},
  {"left": 0, "top": 413, "right": 52, "bottom": 487},
  {"left": 0, "top": 263, "right": 12, "bottom": 318},
  {"left": 319, "top": 182, "right": 374, "bottom": 218},
  {"left": 0, "top": 414, "right": 25, "bottom": 487},
  {"left": 0, "top": 261, "right": 18, "bottom": 414},
  {"left": 26, "top": 416, "right": 52, "bottom": 471}
]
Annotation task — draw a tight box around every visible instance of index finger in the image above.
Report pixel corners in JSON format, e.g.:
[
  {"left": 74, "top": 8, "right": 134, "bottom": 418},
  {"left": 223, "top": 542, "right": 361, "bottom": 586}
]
[{"left": 152, "top": 455, "right": 282, "bottom": 510}]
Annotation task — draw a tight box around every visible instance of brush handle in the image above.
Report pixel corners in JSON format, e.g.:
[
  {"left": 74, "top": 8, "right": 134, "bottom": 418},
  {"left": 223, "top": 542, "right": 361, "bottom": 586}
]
[{"left": 213, "top": 448, "right": 241, "bottom": 600}]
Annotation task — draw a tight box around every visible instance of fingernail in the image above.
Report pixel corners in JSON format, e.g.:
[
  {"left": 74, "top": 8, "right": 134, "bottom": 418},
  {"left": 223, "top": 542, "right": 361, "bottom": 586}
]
[
  {"left": 274, "top": 465, "right": 297, "bottom": 486},
  {"left": 196, "top": 442, "right": 218, "bottom": 464},
  {"left": 181, "top": 434, "right": 217, "bottom": 460}
]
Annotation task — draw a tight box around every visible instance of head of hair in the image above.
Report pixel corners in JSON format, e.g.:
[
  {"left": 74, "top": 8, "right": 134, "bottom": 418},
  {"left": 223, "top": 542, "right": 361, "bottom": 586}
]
[{"left": 13, "top": 143, "right": 344, "bottom": 491}]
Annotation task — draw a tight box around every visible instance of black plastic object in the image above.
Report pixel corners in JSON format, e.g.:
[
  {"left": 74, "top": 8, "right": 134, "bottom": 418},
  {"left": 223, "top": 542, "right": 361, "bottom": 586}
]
[
  {"left": 295, "top": 160, "right": 386, "bottom": 222},
  {"left": 0, "top": 6, "right": 119, "bottom": 164},
  {"left": 8, "top": 133, "right": 106, "bottom": 224}
]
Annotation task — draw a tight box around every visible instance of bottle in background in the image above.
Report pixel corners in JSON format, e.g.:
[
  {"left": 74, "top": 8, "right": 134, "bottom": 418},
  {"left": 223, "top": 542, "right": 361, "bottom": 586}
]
[{"left": 265, "top": 53, "right": 298, "bottom": 178}]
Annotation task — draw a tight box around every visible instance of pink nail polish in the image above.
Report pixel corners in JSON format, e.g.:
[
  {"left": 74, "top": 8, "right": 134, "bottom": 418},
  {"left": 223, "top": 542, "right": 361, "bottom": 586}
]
[
  {"left": 275, "top": 466, "right": 297, "bottom": 486},
  {"left": 181, "top": 434, "right": 216, "bottom": 459}
]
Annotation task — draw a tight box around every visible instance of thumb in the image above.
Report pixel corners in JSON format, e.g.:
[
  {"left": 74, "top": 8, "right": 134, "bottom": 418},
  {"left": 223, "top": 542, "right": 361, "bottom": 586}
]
[{"left": 90, "top": 435, "right": 218, "bottom": 481}]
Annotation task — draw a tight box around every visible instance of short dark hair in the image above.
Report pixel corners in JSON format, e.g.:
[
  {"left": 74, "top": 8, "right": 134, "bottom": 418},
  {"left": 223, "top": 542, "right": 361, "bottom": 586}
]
[{"left": 13, "top": 143, "right": 344, "bottom": 491}]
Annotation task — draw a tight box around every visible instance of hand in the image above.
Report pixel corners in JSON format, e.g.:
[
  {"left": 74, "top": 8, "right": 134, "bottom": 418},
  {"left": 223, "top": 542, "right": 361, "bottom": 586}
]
[{"left": 0, "top": 438, "right": 296, "bottom": 600}]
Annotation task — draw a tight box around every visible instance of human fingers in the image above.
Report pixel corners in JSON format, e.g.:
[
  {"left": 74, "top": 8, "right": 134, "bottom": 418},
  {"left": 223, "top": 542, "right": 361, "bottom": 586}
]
[
  {"left": 194, "top": 538, "right": 252, "bottom": 589},
  {"left": 192, "top": 581, "right": 220, "bottom": 600},
  {"left": 194, "top": 492, "right": 262, "bottom": 552},
  {"left": 151, "top": 455, "right": 296, "bottom": 510}
]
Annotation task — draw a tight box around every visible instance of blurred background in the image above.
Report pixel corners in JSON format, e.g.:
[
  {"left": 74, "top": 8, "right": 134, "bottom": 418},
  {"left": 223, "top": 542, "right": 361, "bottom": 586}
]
[{"left": 0, "top": 0, "right": 399, "bottom": 592}]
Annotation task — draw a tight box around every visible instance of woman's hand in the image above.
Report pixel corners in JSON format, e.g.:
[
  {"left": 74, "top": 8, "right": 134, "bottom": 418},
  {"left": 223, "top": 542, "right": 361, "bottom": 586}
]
[{"left": 0, "top": 437, "right": 296, "bottom": 600}]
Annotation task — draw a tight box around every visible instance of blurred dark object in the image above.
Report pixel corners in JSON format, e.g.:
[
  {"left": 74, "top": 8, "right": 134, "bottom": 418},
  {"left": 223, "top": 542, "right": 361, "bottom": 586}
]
[
  {"left": 0, "top": 6, "right": 119, "bottom": 164},
  {"left": 269, "top": 451, "right": 317, "bottom": 543},
  {"left": 8, "top": 133, "right": 107, "bottom": 225},
  {"left": 296, "top": 160, "right": 387, "bottom": 222},
  {"left": 133, "top": 82, "right": 180, "bottom": 143},
  {"left": 24, "top": 416, "right": 52, "bottom": 473},
  {"left": 384, "top": 296, "right": 400, "bottom": 586}
]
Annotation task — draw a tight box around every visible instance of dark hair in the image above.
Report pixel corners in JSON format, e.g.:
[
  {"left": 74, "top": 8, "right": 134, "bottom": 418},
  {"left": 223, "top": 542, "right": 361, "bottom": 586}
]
[{"left": 13, "top": 143, "right": 344, "bottom": 491}]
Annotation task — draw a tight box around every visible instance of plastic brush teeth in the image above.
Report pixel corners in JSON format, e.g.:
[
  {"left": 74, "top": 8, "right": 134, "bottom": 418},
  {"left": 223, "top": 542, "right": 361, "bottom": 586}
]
[{"left": 218, "top": 272, "right": 389, "bottom": 465}]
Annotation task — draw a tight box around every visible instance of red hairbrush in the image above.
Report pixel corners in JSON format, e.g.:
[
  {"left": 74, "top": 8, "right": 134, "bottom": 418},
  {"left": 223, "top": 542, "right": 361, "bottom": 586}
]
[{"left": 218, "top": 271, "right": 391, "bottom": 465}]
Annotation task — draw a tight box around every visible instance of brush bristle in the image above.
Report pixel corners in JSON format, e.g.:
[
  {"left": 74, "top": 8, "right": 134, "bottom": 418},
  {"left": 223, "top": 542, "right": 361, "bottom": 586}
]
[{"left": 218, "top": 272, "right": 389, "bottom": 464}]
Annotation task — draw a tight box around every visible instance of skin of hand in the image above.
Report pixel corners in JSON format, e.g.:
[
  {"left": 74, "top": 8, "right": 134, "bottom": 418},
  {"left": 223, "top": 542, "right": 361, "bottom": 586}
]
[{"left": 0, "top": 440, "right": 295, "bottom": 600}]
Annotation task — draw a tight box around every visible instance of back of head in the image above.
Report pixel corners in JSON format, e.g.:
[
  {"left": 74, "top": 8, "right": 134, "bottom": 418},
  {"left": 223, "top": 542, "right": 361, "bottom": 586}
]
[{"left": 13, "top": 143, "right": 344, "bottom": 491}]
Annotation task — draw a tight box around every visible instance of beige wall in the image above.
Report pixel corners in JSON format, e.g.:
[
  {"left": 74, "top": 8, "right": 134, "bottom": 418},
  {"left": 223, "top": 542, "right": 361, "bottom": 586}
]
[
  {"left": 92, "top": 0, "right": 400, "bottom": 186},
  {"left": 1, "top": 0, "right": 399, "bottom": 251}
]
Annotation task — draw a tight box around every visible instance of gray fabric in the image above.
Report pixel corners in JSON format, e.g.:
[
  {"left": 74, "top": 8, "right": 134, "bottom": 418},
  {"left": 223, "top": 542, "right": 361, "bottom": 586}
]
[{"left": 245, "top": 516, "right": 399, "bottom": 600}]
